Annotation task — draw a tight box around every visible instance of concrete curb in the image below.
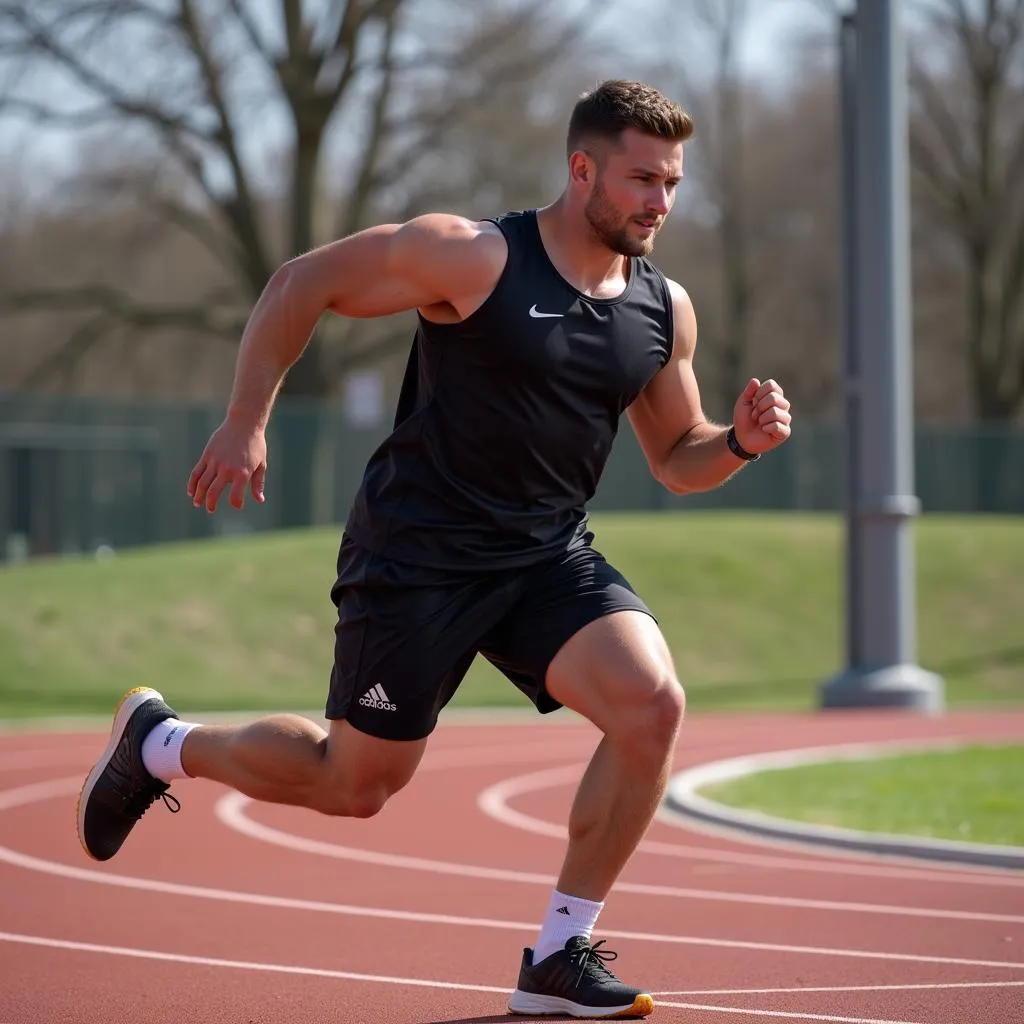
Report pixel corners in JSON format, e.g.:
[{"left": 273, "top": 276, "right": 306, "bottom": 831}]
[{"left": 664, "top": 738, "right": 1024, "bottom": 872}]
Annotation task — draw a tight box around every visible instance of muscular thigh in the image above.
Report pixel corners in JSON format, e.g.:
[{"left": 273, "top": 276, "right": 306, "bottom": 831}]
[
  {"left": 480, "top": 542, "right": 665, "bottom": 723},
  {"left": 545, "top": 609, "right": 679, "bottom": 735}
]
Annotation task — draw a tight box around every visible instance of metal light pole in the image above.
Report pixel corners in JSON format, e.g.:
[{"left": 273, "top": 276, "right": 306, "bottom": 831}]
[{"left": 820, "top": 0, "right": 945, "bottom": 712}]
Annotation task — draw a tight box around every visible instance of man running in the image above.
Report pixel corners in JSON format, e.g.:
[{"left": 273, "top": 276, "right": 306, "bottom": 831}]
[{"left": 78, "top": 79, "right": 791, "bottom": 1019}]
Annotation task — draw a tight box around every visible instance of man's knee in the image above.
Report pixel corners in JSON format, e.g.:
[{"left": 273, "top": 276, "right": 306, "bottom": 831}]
[
  {"left": 610, "top": 673, "right": 685, "bottom": 760},
  {"left": 309, "top": 718, "right": 427, "bottom": 818},
  {"left": 645, "top": 675, "right": 686, "bottom": 744},
  {"left": 310, "top": 780, "right": 394, "bottom": 819}
]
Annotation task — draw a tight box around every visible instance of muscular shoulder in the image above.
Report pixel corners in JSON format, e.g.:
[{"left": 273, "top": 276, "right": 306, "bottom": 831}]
[
  {"left": 398, "top": 212, "right": 500, "bottom": 245},
  {"left": 664, "top": 277, "right": 697, "bottom": 361},
  {"left": 392, "top": 213, "right": 508, "bottom": 319},
  {"left": 393, "top": 214, "right": 505, "bottom": 267}
]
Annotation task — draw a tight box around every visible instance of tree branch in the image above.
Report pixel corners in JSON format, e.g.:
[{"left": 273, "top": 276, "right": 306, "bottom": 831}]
[
  {"left": 177, "top": 0, "right": 273, "bottom": 293},
  {"left": 2, "top": 285, "right": 245, "bottom": 337},
  {"left": 4, "top": 4, "right": 212, "bottom": 143},
  {"left": 323, "top": 0, "right": 375, "bottom": 101},
  {"left": 281, "top": 0, "right": 304, "bottom": 62},
  {"left": 374, "top": 8, "right": 611, "bottom": 195},
  {"left": 1, "top": 96, "right": 122, "bottom": 129},
  {"left": 335, "top": 1, "right": 400, "bottom": 238},
  {"left": 224, "top": 0, "right": 278, "bottom": 73},
  {"left": 910, "top": 127, "right": 969, "bottom": 222},
  {"left": 910, "top": 57, "right": 974, "bottom": 190},
  {"left": 132, "top": 189, "right": 244, "bottom": 273},
  {"left": 18, "top": 313, "right": 110, "bottom": 390},
  {"left": 1, "top": 2, "right": 234, "bottom": 237}
]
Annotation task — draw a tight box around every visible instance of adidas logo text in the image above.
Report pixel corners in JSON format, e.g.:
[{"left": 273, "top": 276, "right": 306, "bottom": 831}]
[{"left": 358, "top": 684, "right": 397, "bottom": 712}]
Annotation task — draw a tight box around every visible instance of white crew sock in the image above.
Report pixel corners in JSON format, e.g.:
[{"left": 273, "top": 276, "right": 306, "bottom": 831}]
[
  {"left": 532, "top": 889, "right": 604, "bottom": 964},
  {"left": 141, "top": 718, "right": 200, "bottom": 783}
]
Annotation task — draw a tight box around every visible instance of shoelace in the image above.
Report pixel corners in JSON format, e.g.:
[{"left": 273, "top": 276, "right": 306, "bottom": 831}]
[
  {"left": 124, "top": 784, "right": 181, "bottom": 821},
  {"left": 567, "top": 940, "right": 619, "bottom": 988}
]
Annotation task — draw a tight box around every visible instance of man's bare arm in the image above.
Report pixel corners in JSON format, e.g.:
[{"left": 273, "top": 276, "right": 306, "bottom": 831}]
[
  {"left": 187, "top": 214, "right": 506, "bottom": 513},
  {"left": 627, "top": 280, "right": 791, "bottom": 495},
  {"left": 226, "top": 215, "right": 507, "bottom": 430}
]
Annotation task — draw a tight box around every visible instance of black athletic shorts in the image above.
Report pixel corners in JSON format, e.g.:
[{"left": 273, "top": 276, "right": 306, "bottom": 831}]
[{"left": 325, "top": 534, "right": 656, "bottom": 741}]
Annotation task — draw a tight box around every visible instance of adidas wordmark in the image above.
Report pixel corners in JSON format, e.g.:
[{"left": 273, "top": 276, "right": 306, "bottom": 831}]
[{"left": 358, "top": 685, "right": 397, "bottom": 711}]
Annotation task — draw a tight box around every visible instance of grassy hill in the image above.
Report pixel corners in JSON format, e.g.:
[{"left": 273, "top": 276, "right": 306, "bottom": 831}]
[{"left": 1, "top": 513, "right": 1021, "bottom": 719}]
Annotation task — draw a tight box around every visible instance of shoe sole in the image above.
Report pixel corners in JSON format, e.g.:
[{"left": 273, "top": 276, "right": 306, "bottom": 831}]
[
  {"left": 75, "top": 686, "right": 165, "bottom": 861},
  {"left": 507, "top": 991, "right": 654, "bottom": 1019}
]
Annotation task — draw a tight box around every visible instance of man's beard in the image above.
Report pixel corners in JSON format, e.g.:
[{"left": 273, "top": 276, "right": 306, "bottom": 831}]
[{"left": 584, "top": 178, "right": 657, "bottom": 257}]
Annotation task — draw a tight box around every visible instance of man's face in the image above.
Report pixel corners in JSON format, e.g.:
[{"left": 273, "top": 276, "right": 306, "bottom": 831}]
[{"left": 581, "top": 128, "right": 684, "bottom": 257}]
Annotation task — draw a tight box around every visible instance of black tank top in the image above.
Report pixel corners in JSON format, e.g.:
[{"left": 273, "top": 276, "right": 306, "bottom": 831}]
[{"left": 343, "top": 209, "right": 674, "bottom": 570}]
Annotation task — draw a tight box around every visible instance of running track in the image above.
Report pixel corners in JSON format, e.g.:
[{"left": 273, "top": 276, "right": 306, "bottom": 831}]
[{"left": 1, "top": 709, "right": 1022, "bottom": 1023}]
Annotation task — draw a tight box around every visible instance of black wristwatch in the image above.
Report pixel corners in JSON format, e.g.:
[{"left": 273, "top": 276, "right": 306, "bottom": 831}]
[{"left": 727, "top": 425, "right": 760, "bottom": 462}]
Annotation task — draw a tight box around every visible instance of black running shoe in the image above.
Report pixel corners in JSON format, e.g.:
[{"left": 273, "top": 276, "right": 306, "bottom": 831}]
[
  {"left": 76, "top": 687, "right": 181, "bottom": 862},
  {"left": 507, "top": 937, "right": 654, "bottom": 1019}
]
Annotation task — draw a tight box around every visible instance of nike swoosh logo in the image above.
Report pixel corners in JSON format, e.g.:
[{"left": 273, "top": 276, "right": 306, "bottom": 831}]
[{"left": 529, "top": 305, "right": 564, "bottom": 318}]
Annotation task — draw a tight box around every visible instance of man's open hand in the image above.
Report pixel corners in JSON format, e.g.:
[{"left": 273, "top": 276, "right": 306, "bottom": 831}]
[{"left": 187, "top": 419, "right": 268, "bottom": 513}]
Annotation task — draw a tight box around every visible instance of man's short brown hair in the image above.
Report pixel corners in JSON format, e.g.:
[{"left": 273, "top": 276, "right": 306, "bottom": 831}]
[{"left": 567, "top": 80, "right": 694, "bottom": 159}]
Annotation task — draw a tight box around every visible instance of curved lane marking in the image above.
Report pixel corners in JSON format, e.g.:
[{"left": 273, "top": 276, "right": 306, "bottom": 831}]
[
  {"left": 477, "top": 763, "right": 1024, "bottom": 887},
  {"left": 219, "top": 791, "right": 1024, "bottom": 925},
  {"left": 5, "top": 730, "right": 1020, "bottom": 887},
  {"left": 0, "top": 779, "right": 1021, "bottom": 969}
]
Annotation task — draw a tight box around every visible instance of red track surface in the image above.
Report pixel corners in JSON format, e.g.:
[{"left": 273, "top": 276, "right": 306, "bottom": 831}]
[{"left": 1, "top": 709, "right": 1023, "bottom": 1023}]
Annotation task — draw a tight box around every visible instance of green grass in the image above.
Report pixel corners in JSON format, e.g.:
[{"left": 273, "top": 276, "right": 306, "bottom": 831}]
[
  {"left": 701, "top": 744, "right": 1024, "bottom": 847},
  {"left": 0, "top": 512, "right": 1022, "bottom": 719}
]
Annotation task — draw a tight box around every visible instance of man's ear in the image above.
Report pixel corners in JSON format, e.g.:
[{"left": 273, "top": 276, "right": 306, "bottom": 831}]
[{"left": 568, "top": 149, "right": 594, "bottom": 185}]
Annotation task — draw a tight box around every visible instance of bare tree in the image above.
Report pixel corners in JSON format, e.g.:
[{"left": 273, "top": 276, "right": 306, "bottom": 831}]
[
  {"left": 909, "top": 0, "right": 1024, "bottom": 421},
  {"left": 0, "top": 0, "right": 611, "bottom": 522},
  {"left": 665, "top": 0, "right": 757, "bottom": 418},
  {"left": 1, "top": 1, "right": 607, "bottom": 382}
]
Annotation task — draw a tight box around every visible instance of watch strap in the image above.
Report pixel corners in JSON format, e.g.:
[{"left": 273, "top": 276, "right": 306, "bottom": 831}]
[{"left": 727, "top": 425, "right": 761, "bottom": 462}]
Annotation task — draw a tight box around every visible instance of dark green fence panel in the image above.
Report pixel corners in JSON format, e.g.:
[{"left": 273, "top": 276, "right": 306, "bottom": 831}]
[{"left": 1, "top": 393, "right": 1021, "bottom": 561}]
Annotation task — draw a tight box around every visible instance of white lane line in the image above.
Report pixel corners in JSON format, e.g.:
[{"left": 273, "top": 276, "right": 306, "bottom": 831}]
[
  {"left": 0, "top": 812, "right": 1021, "bottom": 969},
  {"left": 478, "top": 763, "right": 1024, "bottom": 888},
  {"left": 4, "top": 776, "right": 1023, "bottom": 970},
  {"left": 0, "top": 930, "right": 505, "bottom": 993},
  {"left": 654, "top": 1002, "right": 927, "bottom": 1023},
  {"left": 0, "top": 776, "right": 84, "bottom": 810},
  {"left": 655, "top": 981, "right": 1024, "bottom": 995},
  {"left": 0, "top": 931, "right": 929, "bottom": 1023},
  {"left": 6, "top": 732, "right": 1019, "bottom": 888},
  {"left": 219, "top": 792, "right": 1024, "bottom": 925}
]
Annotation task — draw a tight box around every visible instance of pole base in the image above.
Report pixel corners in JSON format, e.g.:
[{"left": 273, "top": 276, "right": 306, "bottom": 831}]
[{"left": 820, "top": 664, "right": 945, "bottom": 713}]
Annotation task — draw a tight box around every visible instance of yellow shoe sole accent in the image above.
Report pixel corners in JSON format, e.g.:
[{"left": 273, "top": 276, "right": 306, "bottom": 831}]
[
  {"left": 607, "top": 994, "right": 655, "bottom": 1019},
  {"left": 507, "top": 992, "right": 655, "bottom": 1019}
]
